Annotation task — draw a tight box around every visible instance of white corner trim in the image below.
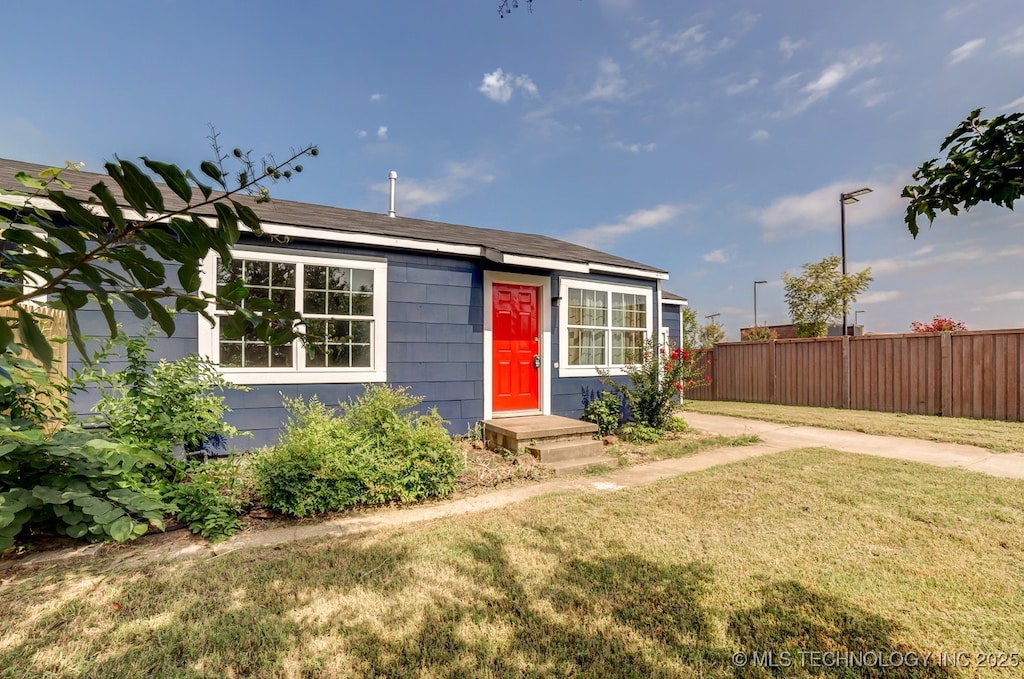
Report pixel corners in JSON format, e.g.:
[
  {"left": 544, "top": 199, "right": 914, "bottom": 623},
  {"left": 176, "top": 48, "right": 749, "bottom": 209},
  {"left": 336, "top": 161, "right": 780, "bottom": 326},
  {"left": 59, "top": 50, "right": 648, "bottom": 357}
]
[{"left": 483, "top": 271, "right": 552, "bottom": 420}]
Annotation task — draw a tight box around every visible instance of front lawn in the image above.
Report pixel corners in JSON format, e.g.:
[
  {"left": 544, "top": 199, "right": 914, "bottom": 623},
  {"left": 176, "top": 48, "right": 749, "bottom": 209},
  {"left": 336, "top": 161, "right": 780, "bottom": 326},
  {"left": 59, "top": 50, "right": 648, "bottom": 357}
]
[
  {"left": 683, "top": 400, "right": 1024, "bottom": 453},
  {"left": 2, "top": 448, "right": 1022, "bottom": 677}
]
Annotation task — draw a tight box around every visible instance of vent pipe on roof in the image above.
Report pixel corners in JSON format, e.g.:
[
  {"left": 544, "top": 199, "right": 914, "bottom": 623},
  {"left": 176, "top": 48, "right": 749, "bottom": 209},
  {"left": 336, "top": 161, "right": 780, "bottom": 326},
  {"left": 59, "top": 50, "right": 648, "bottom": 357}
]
[{"left": 387, "top": 171, "right": 398, "bottom": 218}]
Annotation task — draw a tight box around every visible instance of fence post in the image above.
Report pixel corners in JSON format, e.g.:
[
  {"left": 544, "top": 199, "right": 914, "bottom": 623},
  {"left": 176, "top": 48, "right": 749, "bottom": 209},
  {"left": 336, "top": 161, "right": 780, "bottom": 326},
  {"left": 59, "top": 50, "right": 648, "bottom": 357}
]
[
  {"left": 842, "top": 335, "right": 851, "bottom": 410},
  {"left": 768, "top": 340, "right": 777, "bottom": 404},
  {"left": 940, "top": 331, "right": 952, "bottom": 417}
]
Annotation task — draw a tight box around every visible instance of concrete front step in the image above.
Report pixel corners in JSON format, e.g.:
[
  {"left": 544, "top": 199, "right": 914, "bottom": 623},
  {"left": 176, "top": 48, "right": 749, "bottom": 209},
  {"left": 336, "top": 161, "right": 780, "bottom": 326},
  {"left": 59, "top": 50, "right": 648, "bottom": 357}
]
[
  {"left": 483, "top": 415, "right": 598, "bottom": 452},
  {"left": 526, "top": 438, "right": 604, "bottom": 463},
  {"left": 547, "top": 455, "right": 618, "bottom": 476}
]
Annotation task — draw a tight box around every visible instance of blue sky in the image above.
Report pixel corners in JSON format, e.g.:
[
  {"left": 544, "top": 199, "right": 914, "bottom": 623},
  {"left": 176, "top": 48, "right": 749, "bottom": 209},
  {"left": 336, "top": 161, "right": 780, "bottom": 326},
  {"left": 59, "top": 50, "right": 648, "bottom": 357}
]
[{"left": 4, "top": 1, "right": 1023, "bottom": 337}]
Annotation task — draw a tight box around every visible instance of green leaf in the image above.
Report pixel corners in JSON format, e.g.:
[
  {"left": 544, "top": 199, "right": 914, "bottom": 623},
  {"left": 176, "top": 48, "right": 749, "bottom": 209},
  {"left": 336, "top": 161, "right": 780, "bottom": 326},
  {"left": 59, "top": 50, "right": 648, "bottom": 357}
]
[
  {"left": 107, "top": 515, "right": 136, "bottom": 542},
  {"left": 32, "top": 485, "right": 71, "bottom": 505},
  {"left": 119, "top": 160, "right": 164, "bottom": 213},
  {"left": 65, "top": 523, "right": 88, "bottom": 538},
  {"left": 221, "top": 311, "right": 251, "bottom": 339},
  {"left": 232, "top": 201, "right": 263, "bottom": 234},
  {"left": 0, "top": 321, "right": 13, "bottom": 353},
  {"left": 46, "top": 190, "right": 106, "bottom": 237},
  {"left": 199, "top": 161, "right": 225, "bottom": 188},
  {"left": 116, "top": 292, "right": 149, "bottom": 319},
  {"left": 13, "top": 172, "right": 46, "bottom": 190},
  {"left": 142, "top": 157, "right": 192, "bottom": 203},
  {"left": 16, "top": 307, "right": 53, "bottom": 369},
  {"left": 214, "top": 202, "right": 239, "bottom": 243},
  {"left": 144, "top": 297, "right": 176, "bottom": 337},
  {"left": 90, "top": 181, "right": 127, "bottom": 232},
  {"left": 177, "top": 263, "right": 201, "bottom": 293},
  {"left": 186, "top": 170, "right": 212, "bottom": 199}
]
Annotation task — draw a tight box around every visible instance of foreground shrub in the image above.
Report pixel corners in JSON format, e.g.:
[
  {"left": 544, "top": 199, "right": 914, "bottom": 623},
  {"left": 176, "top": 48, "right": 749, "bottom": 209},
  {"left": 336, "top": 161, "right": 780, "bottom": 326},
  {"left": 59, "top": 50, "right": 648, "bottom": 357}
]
[
  {"left": 581, "top": 391, "right": 621, "bottom": 436},
  {"left": 252, "top": 386, "right": 463, "bottom": 517},
  {"left": 599, "top": 337, "right": 711, "bottom": 431},
  {"left": 0, "top": 351, "right": 167, "bottom": 550},
  {"left": 620, "top": 422, "right": 662, "bottom": 444},
  {"left": 83, "top": 331, "right": 249, "bottom": 455},
  {"left": 163, "top": 458, "right": 249, "bottom": 542}
]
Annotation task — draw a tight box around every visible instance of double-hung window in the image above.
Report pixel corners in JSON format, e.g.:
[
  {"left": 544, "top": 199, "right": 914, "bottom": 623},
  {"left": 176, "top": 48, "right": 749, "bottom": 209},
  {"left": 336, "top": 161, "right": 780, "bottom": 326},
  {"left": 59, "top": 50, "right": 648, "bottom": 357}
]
[
  {"left": 198, "top": 249, "right": 387, "bottom": 384},
  {"left": 558, "top": 279, "right": 653, "bottom": 376}
]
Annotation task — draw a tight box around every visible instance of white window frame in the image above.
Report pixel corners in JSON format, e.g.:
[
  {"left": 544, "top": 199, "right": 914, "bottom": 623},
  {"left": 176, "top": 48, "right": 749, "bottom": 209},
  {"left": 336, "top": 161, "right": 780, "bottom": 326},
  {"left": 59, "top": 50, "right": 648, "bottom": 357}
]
[
  {"left": 558, "top": 278, "right": 654, "bottom": 377},
  {"left": 198, "top": 248, "right": 387, "bottom": 384}
]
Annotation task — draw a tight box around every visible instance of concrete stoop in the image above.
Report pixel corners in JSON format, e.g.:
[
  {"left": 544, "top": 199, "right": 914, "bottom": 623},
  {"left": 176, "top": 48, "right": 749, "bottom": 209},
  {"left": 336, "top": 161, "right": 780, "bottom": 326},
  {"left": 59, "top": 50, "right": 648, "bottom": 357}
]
[{"left": 483, "top": 415, "right": 613, "bottom": 476}]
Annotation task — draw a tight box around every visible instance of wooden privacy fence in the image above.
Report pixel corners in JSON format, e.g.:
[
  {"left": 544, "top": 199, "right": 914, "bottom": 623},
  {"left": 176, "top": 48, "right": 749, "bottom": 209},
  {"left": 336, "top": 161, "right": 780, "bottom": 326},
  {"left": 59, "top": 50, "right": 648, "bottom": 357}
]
[
  {"left": 0, "top": 306, "right": 69, "bottom": 377},
  {"left": 686, "top": 329, "right": 1024, "bottom": 422}
]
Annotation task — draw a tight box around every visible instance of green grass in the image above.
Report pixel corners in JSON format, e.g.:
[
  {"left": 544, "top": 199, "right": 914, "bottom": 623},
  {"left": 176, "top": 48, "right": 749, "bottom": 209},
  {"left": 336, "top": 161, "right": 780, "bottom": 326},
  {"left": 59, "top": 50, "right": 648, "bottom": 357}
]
[
  {"left": 2, "top": 448, "right": 1023, "bottom": 677},
  {"left": 683, "top": 400, "right": 1024, "bottom": 453}
]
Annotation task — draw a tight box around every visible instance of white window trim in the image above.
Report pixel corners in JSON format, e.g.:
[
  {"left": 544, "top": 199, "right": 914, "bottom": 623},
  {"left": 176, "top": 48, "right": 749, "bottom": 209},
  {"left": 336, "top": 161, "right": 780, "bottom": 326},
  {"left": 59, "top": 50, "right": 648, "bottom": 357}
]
[
  {"left": 483, "top": 271, "right": 552, "bottom": 420},
  {"left": 198, "top": 248, "right": 387, "bottom": 385},
  {"left": 558, "top": 278, "right": 654, "bottom": 378}
]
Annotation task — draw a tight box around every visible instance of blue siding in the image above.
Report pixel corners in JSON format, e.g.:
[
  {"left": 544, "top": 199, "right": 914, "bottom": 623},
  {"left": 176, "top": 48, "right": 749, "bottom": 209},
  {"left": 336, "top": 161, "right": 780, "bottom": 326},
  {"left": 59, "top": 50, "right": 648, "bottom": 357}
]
[{"left": 662, "top": 303, "right": 682, "bottom": 347}]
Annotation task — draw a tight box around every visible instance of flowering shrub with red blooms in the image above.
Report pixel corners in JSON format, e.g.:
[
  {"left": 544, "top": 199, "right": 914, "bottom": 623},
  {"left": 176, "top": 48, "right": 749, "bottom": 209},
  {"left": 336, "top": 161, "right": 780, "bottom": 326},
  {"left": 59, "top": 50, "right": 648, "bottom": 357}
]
[
  {"left": 910, "top": 316, "right": 968, "bottom": 333},
  {"left": 598, "top": 337, "right": 711, "bottom": 431}
]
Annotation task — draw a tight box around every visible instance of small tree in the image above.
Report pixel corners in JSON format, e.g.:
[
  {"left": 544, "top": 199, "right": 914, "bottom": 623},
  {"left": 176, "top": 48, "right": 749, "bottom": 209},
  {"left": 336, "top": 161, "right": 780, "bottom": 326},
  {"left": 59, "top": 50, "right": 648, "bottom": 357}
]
[
  {"left": 910, "top": 316, "right": 968, "bottom": 333},
  {"left": 741, "top": 326, "right": 778, "bottom": 342},
  {"left": 783, "top": 255, "right": 873, "bottom": 338},
  {"left": 698, "top": 322, "right": 726, "bottom": 347},
  {"left": 903, "top": 108, "right": 1024, "bottom": 237},
  {"left": 681, "top": 307, "right": 699, "bottom": 348}
]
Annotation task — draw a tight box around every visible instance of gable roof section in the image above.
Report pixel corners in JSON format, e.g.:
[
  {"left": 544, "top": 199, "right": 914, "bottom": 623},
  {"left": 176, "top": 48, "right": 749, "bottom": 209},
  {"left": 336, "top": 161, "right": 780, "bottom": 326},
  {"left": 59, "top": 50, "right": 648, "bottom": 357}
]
[{"left": 0, "top": 158, "right": 668, "bottom": 279}]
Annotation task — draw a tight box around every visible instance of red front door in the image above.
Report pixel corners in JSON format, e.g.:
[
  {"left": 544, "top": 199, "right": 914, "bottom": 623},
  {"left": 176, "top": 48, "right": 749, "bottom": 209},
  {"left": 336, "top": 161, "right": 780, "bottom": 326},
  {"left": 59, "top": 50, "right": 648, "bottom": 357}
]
[{"left": 492, "top": 283, "right": 540, "bottom": 412}]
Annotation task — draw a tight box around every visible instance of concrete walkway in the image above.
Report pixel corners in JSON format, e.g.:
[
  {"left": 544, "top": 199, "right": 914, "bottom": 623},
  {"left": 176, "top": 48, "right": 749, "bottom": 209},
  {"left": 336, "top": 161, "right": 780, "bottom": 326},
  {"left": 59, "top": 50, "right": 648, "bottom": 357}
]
[
  {"left": 683, "top": 412, "right": 1024, "bottom": 479},
  {"left": 6, "top": 413, "right": 1022, "bottom": 571}
]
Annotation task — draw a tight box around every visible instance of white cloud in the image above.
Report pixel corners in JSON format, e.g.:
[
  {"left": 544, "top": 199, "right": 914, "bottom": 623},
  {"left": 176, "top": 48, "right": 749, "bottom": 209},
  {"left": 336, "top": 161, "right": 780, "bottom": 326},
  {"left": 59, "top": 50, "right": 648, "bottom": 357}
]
[
  {"left": 944, "top": 3, "right": 975, "bottom": 21},
  {"left": 778, "top": 36, "right": 803, "bottom": 60},
  {"left": 355, "top": 129, "right": 367, "bottom": 138},
  {"left": 369, "top": 93, "right": 384, "bottom": 102},
  {"left": 998, "top": 25, "right": 1024, "bottom": 57},
  {"left": 847, "top": 78, "right": 890, "bottom": 108},
  {"left": 988, "top": 291, "right": 1024, "bottom": 301},
  {"left": 375, "top": 161, "right": 496, "bottom": 215},
  {"left": 586, "top": 58, "right": 629, "bottom": 101},
  {"left": 853, "top": 244, "right": 1024, "bottom": 275},
  {"left": 948, "top": 38, "right": 985, "bottom": 65},
  {"left": 567, "top": 203, "right": 694, "bottom": 249},
  {"left": 610, "top": 141, "right": 656, "bottom": 153},
  {"left": 725, "top": 77, "right": 759, "bottom": 95},
  {"left": 702, "top": 248, "right": 731, "bottom": 263},
  {"left": 753, "top": 175, "right": 908, "bottom": 241},
  {"left": 857, "top": 290, "right": 903, "bottom": 304},
  {"left": 478, "top": 68, "right": 539, "bottom": 103},
  {"left": 782, "top": 44, "right": 885, "bottom": 114},
  {"left": 1000, "top": 95, "right": 1024, "bottom": 111},
  {"left": 775, "top": 72, "right": 803, "bottom": 90},
  {"left": 630, "top": 20, "right": 733, "bottom": 65},
  {"left": 750, "top": 129, "right": 770, "bottom": 141},
  {"left": 376, "top": 126, "right": 388, "bottom": 140}
]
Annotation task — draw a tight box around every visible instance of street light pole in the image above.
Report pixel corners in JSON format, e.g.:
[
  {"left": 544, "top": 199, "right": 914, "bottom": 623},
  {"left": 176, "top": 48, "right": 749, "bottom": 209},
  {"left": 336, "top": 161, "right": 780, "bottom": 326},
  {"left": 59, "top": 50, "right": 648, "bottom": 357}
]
[
  {"left": 754, "top": 280, "right": 767, "bottom": 327},
  {"left": 840, "top": 187, "right": 872, "bottom": 335}
]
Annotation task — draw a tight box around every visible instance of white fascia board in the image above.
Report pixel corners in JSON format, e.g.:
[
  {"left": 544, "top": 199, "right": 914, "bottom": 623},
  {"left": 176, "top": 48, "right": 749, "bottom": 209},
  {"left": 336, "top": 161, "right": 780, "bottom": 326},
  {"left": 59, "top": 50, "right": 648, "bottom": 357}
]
[
  {"left": 501, "top": 254, "right": 590, "bottom": 274},
  {"left": 662, "top": 299, "right": 689, "bottom": 306},
  {"left": 589, "top": 263, "right": 669, "bottom": 280},
  {"left": 254, "top": 222, "right": 484, "bottom": 257}
]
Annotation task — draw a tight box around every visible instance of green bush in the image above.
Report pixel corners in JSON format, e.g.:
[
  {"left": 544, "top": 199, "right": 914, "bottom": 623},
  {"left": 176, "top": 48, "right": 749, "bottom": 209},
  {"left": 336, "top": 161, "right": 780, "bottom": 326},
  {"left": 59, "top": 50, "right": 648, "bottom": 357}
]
[
  {"left": 620, "top": 422, "right": 662, "bottom": 444},
  {"left": 0, "top": 351, "right": 168, "bottom": 550},
  {"left": 582, "top": 391, "right": 621, "bottom": 436},
  {"left": 599, "top": 336, "right": 711, "bottom": 432},
  {"left": 163, "top": 458, "right": 249, "bottom": 542},
  {"left": 252, "top": 386, "right": 463, "bottom": 517},
  {"left": 78, "top": 332, "right": 249, "bottom": 455}
]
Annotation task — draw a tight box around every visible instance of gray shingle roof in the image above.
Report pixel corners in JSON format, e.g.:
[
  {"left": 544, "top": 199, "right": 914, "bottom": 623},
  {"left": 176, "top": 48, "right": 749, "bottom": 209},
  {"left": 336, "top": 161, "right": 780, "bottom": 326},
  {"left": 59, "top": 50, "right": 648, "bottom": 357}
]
[{"left": 0, "top": 157, "right": 667, "bottom": 276}]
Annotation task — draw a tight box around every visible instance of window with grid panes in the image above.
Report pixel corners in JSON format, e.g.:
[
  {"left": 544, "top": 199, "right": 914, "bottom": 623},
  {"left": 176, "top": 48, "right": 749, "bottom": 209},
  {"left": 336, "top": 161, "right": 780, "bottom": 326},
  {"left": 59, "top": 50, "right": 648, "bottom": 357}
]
[
  {"left": 562, "top": 280, "right": 652, "bottom": 371},
  {"left": 202, "top": 250, "right": 386, "bottom": 383}
]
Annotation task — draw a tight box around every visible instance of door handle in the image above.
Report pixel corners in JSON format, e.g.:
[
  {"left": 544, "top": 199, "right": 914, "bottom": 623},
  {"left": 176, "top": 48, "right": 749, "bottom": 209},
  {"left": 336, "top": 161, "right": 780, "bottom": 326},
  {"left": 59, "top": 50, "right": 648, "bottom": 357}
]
[{"left": 533, "top": 355, "right": 541, "bottom": 369}]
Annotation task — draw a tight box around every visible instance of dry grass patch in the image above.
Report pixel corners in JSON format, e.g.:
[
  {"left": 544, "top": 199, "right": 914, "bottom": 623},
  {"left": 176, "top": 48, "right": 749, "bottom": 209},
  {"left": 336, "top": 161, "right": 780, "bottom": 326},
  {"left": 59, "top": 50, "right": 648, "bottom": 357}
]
[
  {"left": 684, "top": 400, "right": 1024, "bottom": 453},
  {"left": 2, "top": 449, "right": 1023, "bottom": 677}
]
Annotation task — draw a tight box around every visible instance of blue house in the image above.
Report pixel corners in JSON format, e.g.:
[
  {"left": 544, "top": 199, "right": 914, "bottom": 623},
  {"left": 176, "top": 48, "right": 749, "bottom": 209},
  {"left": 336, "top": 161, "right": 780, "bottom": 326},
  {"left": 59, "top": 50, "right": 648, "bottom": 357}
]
[{"left": 3, "top": 159, "right": 687, "bottom": 449}]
